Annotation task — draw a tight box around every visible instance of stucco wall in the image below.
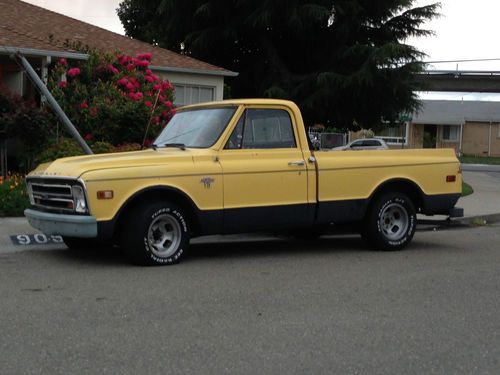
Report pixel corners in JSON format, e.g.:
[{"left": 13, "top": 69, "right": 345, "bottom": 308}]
[{"left": 463, "top": 122, "right": 500, "bottom": 156}]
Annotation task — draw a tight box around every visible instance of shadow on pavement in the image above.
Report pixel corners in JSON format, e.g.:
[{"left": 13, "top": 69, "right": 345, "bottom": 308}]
[{"left": 20, "top": 232, "right": 457, "bottom": 266}]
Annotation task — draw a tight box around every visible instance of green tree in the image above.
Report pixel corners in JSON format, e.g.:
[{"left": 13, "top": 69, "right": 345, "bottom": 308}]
[{"left": 118, "top": 0, "right": 439, "bottom": 130}]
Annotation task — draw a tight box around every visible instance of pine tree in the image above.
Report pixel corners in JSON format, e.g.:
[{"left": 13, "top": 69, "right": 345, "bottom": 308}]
[{"left": 118, "top": 0, "right": 439, "bottom": 130}]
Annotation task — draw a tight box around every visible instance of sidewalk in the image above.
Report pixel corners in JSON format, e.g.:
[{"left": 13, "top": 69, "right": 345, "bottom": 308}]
[
  {"left": 1, "top": 167, "right": 499, "bottom": 253},
  {"left": 459, "top": 170, "right": 500, "bottom": 217}
]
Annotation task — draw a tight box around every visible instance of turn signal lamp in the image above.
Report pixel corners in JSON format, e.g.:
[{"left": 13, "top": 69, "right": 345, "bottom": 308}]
[{"left": 97, "top": 190, "right": 114, "bottom": 200}]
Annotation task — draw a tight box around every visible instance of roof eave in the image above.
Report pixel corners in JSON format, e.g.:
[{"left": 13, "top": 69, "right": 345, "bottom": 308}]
[
  {"left": 0, "top": 46, "right": 88, "bottom": 60},
  {"left": 0, "top": 46, "right": 239, "bottom": 77},
  {"left": 150, "top": 65, "right": 238, "bottom": 77}
]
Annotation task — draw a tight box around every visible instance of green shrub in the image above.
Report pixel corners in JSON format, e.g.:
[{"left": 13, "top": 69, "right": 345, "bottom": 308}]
[
  {"left": 0, "top": 173, "right": 30, "bottom": 217},
  {"left": 35, "top": 138, "right": 84, "bottom": 164},
  {"left": 48, "top": 49, "right": 176, "bottom": 146},
  {"left": 0, "top": 86, "right": 56, "bottom": 171},
  {"left": 91, "top": 141, "right": 115, "bottom": 154}
]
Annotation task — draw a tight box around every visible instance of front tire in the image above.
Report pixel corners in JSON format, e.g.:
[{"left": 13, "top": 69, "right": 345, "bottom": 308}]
[
  {"left": 121, "top": 201, "right": 190, "bottom": 266},
  {"left": 363, "top": 193, "right": 416, "bottom": 251}
]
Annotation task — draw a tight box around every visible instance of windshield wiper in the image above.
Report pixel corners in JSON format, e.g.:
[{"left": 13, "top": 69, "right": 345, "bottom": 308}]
[{"left": 162, "top": 143, "right": 186, "bottom": 150}]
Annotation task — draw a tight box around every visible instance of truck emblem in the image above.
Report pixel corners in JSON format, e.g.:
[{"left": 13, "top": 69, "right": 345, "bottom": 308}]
[{"left": 200, "top": 177, "right": 215, "bottom": 189}]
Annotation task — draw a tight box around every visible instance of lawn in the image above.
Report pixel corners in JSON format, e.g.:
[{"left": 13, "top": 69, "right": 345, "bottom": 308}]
[
  {"left": 462, "top": 181, "right": 474, "bottom": 197},
  {"left": 459, "top": 155, "right": 500, "bottom": 165}
]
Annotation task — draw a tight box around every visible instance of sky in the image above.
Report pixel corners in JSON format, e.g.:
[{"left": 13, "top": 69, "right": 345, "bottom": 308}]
[{"left": 19, "top": 0, "right": 500, "bottom": 100}]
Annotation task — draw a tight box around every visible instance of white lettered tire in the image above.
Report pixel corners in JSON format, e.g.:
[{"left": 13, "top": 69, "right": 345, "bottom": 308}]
[
  {"left": 121, "top": 201, "right": 190, "bottom": 265},
  {"left": 363, "top": 193, "right": 416, "bottom": 251}
]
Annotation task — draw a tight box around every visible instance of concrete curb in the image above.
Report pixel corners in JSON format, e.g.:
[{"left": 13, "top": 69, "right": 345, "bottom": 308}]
[
  {"left": 417, "top": 213, "right": 500, "bottom": 230},
  {"left": 452, "top": 213, "right": 500, "bottom": 226}
]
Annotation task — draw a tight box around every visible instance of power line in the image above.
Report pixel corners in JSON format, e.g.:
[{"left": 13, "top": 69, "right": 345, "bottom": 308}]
[{"left": 425, "top": 58, "right": 500, "bottom": 64}]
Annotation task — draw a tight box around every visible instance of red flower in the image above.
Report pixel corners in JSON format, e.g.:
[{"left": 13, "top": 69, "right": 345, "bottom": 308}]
[
  {"left": 164, "top": 100, "right": 172, "bottom": 108},
  {"left": 80, "top": 101, "right": 89, "bottom": 109},
  {"left": 161, "top": 81, "right": 172, "bottom": 91},
  {"left": 153, "top": 84, "right": 161, "bottom": 91},
  {"left": 145, "top": 101, "right": 153, "bottom": 108},
  {"left": 133, "top": 58, "right": 150, "bottom": 67},
  {"left": 118, "top": 55, "right": 131, "bottom": 66},
  {"left": 59, "top": 58, "right": 67, "bottom": 66},
  {"left": 117, "top": 78, "right": 128, "bottom": 86},
  {"left": 126, "top": 63, "right": 135, "bottom": 72},
  {"left": 144, "top": 75, "right": 155, "bottom": 83},
  {"left": 136, "top": 53, "right": 153, "bottom": 61},
  {"left": 67, "top": 67, "right": 81, "bottom": 77},
  {"left": 58, "top": 80, "right": 67, "bottom": 88},
  {"left": 153, "top": 116, "right": 161, "bottom": 125},
  {"left": 89, "top": 107, "right": 98, "bottom": 117},
  {"left": 126, "top": 82, "right": 136, "bottom": 92},
  {"left": 145, "top": 69, "right": 153, "bottom": 75},
  {"left": 84, "top": 133, "right": 93, "bottom": 141},
  {"left": 143, "top": 139, "right": 152, "bottom": 147},
  {"left": 108, "top": 64, "right": 119, "bottom": 75},
  {"left": 128, "top": 92, "right": 143, "bottom": 101}
]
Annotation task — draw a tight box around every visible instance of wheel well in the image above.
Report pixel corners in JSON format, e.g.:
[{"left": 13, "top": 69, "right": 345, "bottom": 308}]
[
  {"left": 369, "top": 179, "right": 424, "bottom": 212},
  {"left": 113, "top": 187, "right": 201, "bottom": 241}
]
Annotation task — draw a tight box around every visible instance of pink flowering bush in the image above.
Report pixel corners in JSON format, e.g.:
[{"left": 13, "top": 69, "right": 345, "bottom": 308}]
[{"left": 48, "top": 49, "right": 175, "bottom": 145}]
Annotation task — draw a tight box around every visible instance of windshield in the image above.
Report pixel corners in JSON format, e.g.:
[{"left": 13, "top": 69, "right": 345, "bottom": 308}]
[{"left": 154, "top": 107, "right": 237, "bottom": 148}]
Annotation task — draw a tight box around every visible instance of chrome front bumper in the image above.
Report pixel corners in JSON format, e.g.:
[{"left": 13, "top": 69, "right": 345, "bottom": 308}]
[{"left": 24, "top": 209, "right": 98, "bottom": 238}]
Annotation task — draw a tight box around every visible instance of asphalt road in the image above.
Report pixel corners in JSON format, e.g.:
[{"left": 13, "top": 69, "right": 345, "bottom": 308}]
[{"left": 1, "top": 226, "right": 499, "bottom": 375}]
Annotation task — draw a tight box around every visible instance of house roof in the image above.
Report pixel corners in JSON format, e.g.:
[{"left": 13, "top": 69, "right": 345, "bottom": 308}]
[
  {"left": 0, "top": 0, "right": 237, "bottom": 77},
  {"left": 413, "top": 100, "right": 500, "bottom": 125}
]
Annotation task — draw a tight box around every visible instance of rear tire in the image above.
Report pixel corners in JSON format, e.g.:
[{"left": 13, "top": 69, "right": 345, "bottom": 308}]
[
  {"left": 363, "top": 192, "right": 416, "bottom": 251},
  {"left": 121, "top": 201, "right": 190, "bottom": 266}
]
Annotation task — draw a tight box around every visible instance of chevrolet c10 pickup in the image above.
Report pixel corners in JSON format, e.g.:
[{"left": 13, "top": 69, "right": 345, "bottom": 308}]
[{"left": 25, "top": 99, "right": 463, "bottom": 265}]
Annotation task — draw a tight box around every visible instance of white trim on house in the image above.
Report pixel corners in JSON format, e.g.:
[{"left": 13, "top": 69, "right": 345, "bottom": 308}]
[
  {"left": 0, "top": 46, "right": 89, "bottom": 60},
  {"left": 150, "top": 65, "right": 238, "bottom": 77}
]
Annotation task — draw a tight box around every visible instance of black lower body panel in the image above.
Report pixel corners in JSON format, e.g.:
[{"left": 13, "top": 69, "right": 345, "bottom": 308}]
[
  {"left": 421, "top": 193, "right": 461, "bottom": 215},
  {"left": 222, "top": 203, "right": 315, "bottom": 234}
]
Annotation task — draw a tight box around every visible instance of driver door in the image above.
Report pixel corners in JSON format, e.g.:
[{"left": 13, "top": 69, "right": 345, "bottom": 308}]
[{"left": 218, "top": 107, "right": 312, "bottom": 233}]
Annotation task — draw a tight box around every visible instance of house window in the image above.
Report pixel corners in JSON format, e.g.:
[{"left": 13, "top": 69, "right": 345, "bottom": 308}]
[
  {"left": 442, "top": 125, "right": 460, "bottom": 142},
  {"left": 375, "top": 123, "right": 408, "bottom": 144},
  {"left": 173, "top": 84, "right": 215, "bottom": 106}
]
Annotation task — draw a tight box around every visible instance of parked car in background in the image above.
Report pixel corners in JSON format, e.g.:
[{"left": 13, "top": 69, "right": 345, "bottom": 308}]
[{"left": 333, "top": 138, "right": 389, "bottom": 151}]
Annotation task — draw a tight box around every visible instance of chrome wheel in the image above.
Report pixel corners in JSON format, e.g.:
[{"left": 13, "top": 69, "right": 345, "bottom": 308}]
[
  {"left": 379, "top": 203, "right": 409, "bottom": 241},
  {"left": 147, "top": 214, "right": 182, "bottom": 258}
]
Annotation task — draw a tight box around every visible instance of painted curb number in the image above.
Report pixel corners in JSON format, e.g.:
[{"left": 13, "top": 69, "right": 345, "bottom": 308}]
[{"left": 10, "top": 234, "right": 63, "bottom": 246}]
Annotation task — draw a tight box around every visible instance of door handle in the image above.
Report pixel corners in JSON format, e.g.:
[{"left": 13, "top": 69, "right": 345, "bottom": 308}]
[{"left": 288, "top": 160, "right": 305, "bottom": 166}]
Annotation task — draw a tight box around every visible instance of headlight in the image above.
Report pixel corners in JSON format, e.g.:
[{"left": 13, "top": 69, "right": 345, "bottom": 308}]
[{"left": 72, "top": 185, "right": 87, "bottom": 213}]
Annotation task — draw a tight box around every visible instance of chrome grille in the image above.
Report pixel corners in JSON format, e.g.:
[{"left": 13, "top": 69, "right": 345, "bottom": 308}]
[{"left": 27, "top": 178, "right": 83, "bottom": 213}]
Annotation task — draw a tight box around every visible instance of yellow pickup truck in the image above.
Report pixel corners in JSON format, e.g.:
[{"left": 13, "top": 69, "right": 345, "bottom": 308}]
[{"left": 25, "top": 99, "right": 463, "bottom": 265}]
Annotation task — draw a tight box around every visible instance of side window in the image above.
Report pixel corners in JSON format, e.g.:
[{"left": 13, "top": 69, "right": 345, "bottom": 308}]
[
  {"left": 365, "top": 140, "right": 379, "bottom": 147},
  {"left": 350, "top": 140, "right": 363, "bottom": 148},
  {"left": 225, "top": 109, "right": 296, "bottom": 149},
  {"left": 224, "top": 115, "right": 245, "bottom": 149}
]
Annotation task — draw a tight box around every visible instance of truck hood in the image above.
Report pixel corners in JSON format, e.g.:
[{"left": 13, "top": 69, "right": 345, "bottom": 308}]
[{"left": 28, "top": 148, "right": 199, "bottom": 178}]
